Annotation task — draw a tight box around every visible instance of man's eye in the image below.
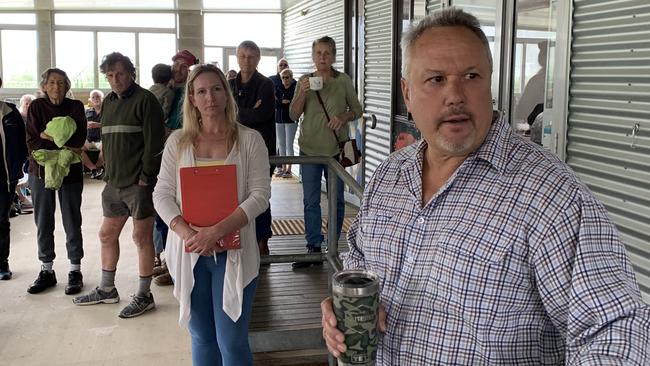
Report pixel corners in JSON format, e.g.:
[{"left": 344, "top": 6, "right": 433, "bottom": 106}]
[
  {"left": 429, "top": 76, "right": 444, "bottom": 83},
  {"left": 465, "top": 73, "right": 479, "bottom": 80}
]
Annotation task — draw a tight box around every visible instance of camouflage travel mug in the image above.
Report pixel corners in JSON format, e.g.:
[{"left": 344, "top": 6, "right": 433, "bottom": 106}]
[{"left": 332, "top": 269, "right": 380, "bottom": 366}]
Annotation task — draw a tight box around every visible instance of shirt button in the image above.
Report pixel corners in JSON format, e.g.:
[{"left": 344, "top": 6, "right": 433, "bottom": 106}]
[
  {"left": 417, "top": 217, "right": 425, "bottom": 224},
  {"left": 406, "top": 256, "right": 414, "bottom": 263}
]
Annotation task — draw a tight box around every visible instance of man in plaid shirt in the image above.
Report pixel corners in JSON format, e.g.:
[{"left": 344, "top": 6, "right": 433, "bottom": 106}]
[{"left": 321, "top": 8, "right": 650, "bottom": 365}]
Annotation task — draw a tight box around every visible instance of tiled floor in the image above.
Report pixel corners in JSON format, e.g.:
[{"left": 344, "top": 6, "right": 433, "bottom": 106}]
[{"left": 0, "top": 176, "right": 357, "bottom": 366}]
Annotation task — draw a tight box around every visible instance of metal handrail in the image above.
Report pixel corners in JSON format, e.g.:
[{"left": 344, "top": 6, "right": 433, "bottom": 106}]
[{"left": 266, "top": 155, "right": 363, "bottom": 273}]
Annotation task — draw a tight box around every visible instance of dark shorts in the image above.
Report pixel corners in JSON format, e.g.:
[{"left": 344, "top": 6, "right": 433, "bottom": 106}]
[{"left": 102, "top": 183, "right": 155, "bottom": 220}]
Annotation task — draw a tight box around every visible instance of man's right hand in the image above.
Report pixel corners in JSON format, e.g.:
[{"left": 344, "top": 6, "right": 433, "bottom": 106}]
[
  {"left": 321, "top": 296, "right": 387, "bottom": 358},
  {"left": 321, "top": 297, "right": 347, "bottom": 357}
]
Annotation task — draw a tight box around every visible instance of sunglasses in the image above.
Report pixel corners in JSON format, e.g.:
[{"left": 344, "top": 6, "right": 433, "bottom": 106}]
[
  {"left": 279, "top": 64, "right": 288, "bottom": 67},
  {"left": 281, "top": 76, "right": 292, "bottom": 79}
]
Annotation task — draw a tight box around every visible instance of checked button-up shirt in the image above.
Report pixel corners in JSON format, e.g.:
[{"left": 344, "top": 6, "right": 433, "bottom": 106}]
[{"left": 344, "top": 114, "right": 650, "bottom": 365}]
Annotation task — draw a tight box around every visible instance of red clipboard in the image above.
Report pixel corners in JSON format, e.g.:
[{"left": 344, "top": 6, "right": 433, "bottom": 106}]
[{"left": 180, "top": 164, "right": 240, "bottom": 250}]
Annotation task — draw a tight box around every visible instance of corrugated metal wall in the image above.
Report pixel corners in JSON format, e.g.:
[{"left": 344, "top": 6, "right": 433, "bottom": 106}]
[
  {"left": 426, "top": 0, "right": 445, "bottom": 13},
  {"left": 568, "top": 0, "right": 650, "bottom": 302},
  {"left": 363, "top": 0, "right": 393, "bottom": 181},
  {"left": 283, "top": 0, "right": 345, "bottom": 78}
]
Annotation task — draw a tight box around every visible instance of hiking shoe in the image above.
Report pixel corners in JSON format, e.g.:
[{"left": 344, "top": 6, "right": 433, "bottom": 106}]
[
  {"left": 0, "top": 262, "right": 11, "bottom": 280},
  {"left": 73, "top": 286, "right": 120, "bottom": 305},
  {"left": 118, "top": 293, "right": 155, "bottom": 318},
  {"left": 27, "top": 270, "right": 57, "bottom": 294},
  {"left": 292, "top": 246, "right": 324, "bottom": 269},
  {"left": 65, "top": 271, "right": 84, "bottom": 295},
  {"left": 152, "top": 262, "right": 167, "bottom": 277},
  {"left": 154, "top": 272, "right": 173, "bottom": 286}
]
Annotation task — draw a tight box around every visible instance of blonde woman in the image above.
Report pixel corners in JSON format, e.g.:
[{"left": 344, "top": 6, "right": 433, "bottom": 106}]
[{"left": 153, "top": 64, "right": 270, "bottom": 366}]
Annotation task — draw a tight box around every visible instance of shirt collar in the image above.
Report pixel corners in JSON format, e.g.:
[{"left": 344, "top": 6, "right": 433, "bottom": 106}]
[
  {"left": 472, "top": 110, "right": 511, "bottom": 175},
  {"left": 400, "top": 111, "right": 511, "bottom": 177},
  {"left": 109, "top": 82, "right": 137, "bottom": 100}
]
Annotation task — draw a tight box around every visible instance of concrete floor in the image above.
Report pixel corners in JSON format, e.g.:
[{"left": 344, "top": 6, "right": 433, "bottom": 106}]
[{"left": 0, "top": 175, "right": 355, "bottom": 366}]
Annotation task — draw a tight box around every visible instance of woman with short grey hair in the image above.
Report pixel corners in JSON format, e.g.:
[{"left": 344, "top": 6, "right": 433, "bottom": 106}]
[{"left": 25, "top": 67, "right": 87, "bottom": 296}]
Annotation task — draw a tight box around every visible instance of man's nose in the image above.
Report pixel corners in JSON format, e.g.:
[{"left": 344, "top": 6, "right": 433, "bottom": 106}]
[{"left": 443, "top": 77, "right": 466, "bottom": 105}]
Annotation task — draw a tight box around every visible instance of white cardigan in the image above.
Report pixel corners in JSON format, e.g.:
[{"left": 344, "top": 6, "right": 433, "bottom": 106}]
[{"left": 153, "top": 125, "right": 271, "bottom": 326}]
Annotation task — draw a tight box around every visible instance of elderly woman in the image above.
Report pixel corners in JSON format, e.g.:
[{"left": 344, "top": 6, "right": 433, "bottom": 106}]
[
  {"left": 153, "top": 64, "right": 270, "bottom": 366},
  {"left": 289, "top": 36, "right": 362, "bottom": 268},
  {"left": 18, "top": 94, "right": 35, "bottom": 121},
  {"left": 25, "top": 68, "right": 87, "bottom": 295},
  {"left": 275, "top": 68, "right": 297, "bottom": 177}
]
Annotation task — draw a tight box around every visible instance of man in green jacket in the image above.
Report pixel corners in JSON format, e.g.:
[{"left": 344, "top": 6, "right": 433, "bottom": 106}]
[{"left": 73, "top": 52, "right": 165, "bottom": 319}]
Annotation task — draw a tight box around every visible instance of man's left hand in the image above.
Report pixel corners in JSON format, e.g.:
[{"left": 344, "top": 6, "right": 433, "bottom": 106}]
[{"left": 327, "top": 114, "right": 346, "bottom": 130}]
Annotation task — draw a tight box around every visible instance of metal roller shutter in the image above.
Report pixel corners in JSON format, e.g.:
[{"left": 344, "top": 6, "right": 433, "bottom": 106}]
[
  {"left": 568, "top": 0, "right": 650, "bottom": 302},
  {"left": 283, "top": 0, "right": 345, "bottom": 78},
  {"left": 426, "top": 0, "right": 445, "bottom": 13},
  {"left": 363, "top": 0, "right": 393, "bottom": 181}
]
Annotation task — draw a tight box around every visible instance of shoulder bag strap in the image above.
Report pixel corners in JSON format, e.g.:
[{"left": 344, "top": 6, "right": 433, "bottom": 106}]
[{"left": 315, "top": 90, "right": 340, "bottom": 142}]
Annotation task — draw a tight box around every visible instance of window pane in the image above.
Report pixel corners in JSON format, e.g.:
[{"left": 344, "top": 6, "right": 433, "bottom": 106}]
[
  {"left": 0, "top": 1, "right": 34, "bottom": 9},
  {"left": 138, "top": 33, "right": 176, "bottom": 89},
  {"left": 1, "top": 30, "right": 37, "bottom": 88},
  {"left": 55, "top": 13, "right": 174, "bottom": 28},
  {"left": 0, "top": 13, "right": 35, "bottom": 25},
  {"left": 55, "top": 31, "right": 94, "bottom": 89},
  {"left": 204, "top": 14, "right": 281, "bottom": 48},
  {"left": 511, "top": 0, "right": 556, "bottom": 146},
  {"left": 97, "top": 32, "right": 136, "bottom": 89},
  {"left": 53, "top": 0, "right": 173, "bottom": 10},
  {"left": 204, "top": 47, "right": 224, "bottom": 70},
  {"left": 203, "top": 0, "right": 281, "bottom": 10}
]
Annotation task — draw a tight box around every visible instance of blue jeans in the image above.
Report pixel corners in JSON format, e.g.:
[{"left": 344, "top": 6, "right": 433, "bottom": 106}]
[
  {"left": 275, "top": 123, "right": 298, "bottom": 156},
  {"left": 153, "top": 214, "right": 168, "bottom": 255},
  {"left": 189, "top": 254, "right": 258, "bottom": 366},
  {"left": 301, "top": 154, "right": 345, "bottom": 248}
]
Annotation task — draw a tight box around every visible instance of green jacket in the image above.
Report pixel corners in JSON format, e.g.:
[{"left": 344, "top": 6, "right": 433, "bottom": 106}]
[
  {"left": 101, "top": 83, "right": 165, "bottom": 189},
  {"left": 32, "top": 149, "right": 81, "bottom": 189}
]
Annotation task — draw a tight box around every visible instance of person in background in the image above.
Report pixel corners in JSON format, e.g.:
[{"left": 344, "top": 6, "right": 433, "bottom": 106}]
[
  {"left": 73, "top": 52, "right": 165, "bottom": 319},
  {"left": 274, "top": 68, "right": 297, "bottom": 177},
  {"left": 321, "top": 8, "right": 650, "bottom": 365},
  {"left": 289, "top": 36, "right": 362, "bottom": 268},
  {"left": 80, "top": 89, "right": 104, "bottom": 179},
  {"left": 226, "top": 70, "right": 237, "bottom": 81},
  {"left": 229, "top": 40, "right": 275, "bottom": 257},
  {"left": 153, "top": 64, "right": 270, "bottom": 366},
  {"left": 16, "top": 94, "right": 35, "bottom": 210},
  {"left": 269, "top": 58, "right": 290, "bottom": 176},
  {"left": 149, "top": 63, "right": 175, "bottom": 136},
  {"left": 25, "top": 68, "right": 87, "bottom": 295},
  {"left": 0, "top": 77, "right": 28, "bottom": 280},
  {"left": 18, "top": 94, "right": 35, "bottom": 121}
]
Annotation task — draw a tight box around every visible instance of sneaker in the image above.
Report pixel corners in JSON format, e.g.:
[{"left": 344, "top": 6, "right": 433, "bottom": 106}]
[
  {"left": 19, "top": 198, "right": 33, "bottom": 209},
  {"left": 27, "top": 270, "right": 57, "bottom": 294},
  {"left": 65, "top": 271, "right": 84, "bottom": 295},
  {"left": 154, "top": 272, "right": 173, "bottom": 286},
  {"left": 118, "top": 293, "right": 155, "bottom": 318},
  {"left": 292, "top": 246, "right": 324, "bottom": 269},
  {"left": 274, "top": 167, "right": 284, "bottom": 177},
  {"left": 0, "top": 262, "right": 11, "bottom": 280},
  {"left": 73, "top": 286, "right": 120, "bottom": 305},
  {"left": 91, "top": 168, "right": 104, "bottom": 180},
  {"left": 282, "top": 171, "right": 292, "bottom": 178}
]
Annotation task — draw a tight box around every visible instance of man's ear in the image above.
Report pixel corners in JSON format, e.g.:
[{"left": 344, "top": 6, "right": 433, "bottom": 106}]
[{"left": 401, "top": 77, "right": 411, "bottom": 111}]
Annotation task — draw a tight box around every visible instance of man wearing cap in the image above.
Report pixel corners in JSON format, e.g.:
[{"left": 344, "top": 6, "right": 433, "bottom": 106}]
[
  {"left": 167, "top": 49, "right": 199, "bottom": 131},
  {"left": 229, "top": 40, "right": 275, "bottom": 256}
]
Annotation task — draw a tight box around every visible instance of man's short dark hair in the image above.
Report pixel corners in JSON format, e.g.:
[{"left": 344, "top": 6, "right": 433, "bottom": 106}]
[
  {"left": 100, "top": 52, "right": 136, "bottom": 79},
  {"left": 151, "top": 63, "right": 172, "bottom": 84},
  {"left": 236, "top": 40, "right": 261, "bottom": 57}
]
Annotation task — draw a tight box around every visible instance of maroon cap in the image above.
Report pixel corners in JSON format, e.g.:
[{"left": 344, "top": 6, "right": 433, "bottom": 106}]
[{"left": 172, "top": 50, "right": 199, "bottom": 66}]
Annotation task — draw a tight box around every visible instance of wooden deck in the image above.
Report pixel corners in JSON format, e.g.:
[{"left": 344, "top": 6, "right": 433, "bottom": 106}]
[{"left": 250, "top": 235, "right": 349, "bottom": 365}]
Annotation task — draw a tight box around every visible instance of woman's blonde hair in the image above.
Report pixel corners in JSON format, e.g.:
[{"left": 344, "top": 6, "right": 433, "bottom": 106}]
[{"left": 178, "top": 64, "right": 239, "bottom": 153}]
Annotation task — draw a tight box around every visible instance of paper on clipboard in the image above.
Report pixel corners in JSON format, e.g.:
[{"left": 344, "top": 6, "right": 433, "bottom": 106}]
[{"left": 180, "top": 164, "right": 240, "bottom": 250}]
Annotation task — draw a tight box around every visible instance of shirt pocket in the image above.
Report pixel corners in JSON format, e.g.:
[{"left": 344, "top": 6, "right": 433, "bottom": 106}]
[{"left": 435, "top": 221, "right": 513, "bottom": 265}]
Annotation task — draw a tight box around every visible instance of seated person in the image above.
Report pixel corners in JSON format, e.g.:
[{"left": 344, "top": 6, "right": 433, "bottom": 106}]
[{"left": 81, "top": 89, "right": 104, "bottom": 179}]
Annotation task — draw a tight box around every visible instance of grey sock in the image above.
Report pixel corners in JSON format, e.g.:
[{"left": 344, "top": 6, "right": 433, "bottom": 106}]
[
  {"left": 42, "top": 262, "right": 54, "bottom": 272},
  {"left": 137, "top": 276, "right": 152, "bottom": 298},
  {"left": 100, "top": 269, "right": 116, "bottom": 291},
  {"left": 70, "top": 263, "right": 81, "bottom": 272}
]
